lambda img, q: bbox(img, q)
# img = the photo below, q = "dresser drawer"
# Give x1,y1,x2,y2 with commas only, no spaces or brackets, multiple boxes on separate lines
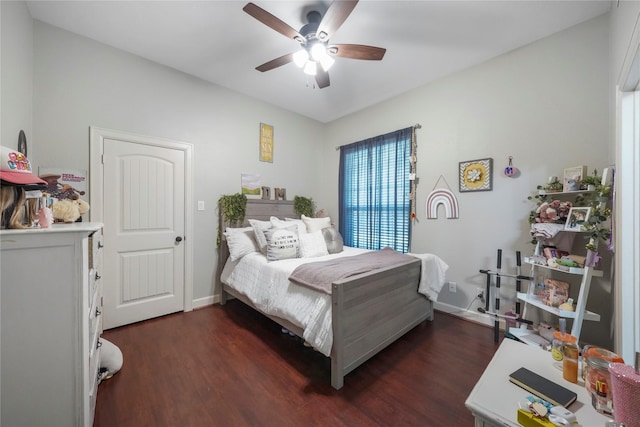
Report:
89,343,102,422
88,268,102,307
88,230,103,270
89,290,102,353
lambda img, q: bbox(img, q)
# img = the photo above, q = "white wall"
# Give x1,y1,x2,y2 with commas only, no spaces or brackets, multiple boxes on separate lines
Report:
31,21,325,302
1,1,33,156
322,15,612,346
609,0,640,366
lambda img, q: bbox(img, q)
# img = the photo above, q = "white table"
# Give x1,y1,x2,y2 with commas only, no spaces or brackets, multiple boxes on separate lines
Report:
465,339,612,427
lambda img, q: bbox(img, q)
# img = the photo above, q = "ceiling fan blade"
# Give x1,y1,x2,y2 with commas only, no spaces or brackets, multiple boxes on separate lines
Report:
316,0,359,41
243,2,304,42
315,69,330,88
329,44,386,61
256,53,294,72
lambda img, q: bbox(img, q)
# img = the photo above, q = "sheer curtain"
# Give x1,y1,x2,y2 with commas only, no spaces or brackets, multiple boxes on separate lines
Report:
338,127,412,252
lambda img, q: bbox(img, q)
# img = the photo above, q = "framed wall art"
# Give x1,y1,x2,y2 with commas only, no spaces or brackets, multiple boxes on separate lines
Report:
459,158,493,192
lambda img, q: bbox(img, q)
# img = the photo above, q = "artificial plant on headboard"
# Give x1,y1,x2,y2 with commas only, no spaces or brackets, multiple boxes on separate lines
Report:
217,193,247,246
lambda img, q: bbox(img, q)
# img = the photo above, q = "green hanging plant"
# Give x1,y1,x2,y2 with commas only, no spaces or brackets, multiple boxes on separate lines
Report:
293,196,314,218
217,193,247,246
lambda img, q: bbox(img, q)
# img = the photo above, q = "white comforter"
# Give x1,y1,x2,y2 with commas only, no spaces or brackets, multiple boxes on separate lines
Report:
221,247,448,357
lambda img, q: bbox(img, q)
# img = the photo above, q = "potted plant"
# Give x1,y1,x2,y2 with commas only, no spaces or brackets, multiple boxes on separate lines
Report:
579,169,601,191
544,176,563,193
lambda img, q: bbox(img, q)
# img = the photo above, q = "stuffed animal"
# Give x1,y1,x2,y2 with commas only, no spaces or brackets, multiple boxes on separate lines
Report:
52,198,90,223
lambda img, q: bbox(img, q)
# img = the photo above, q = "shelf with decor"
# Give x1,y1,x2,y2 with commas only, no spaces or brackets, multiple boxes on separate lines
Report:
514,167,611,347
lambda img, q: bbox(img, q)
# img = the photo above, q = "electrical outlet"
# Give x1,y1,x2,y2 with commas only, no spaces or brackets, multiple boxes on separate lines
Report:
476,287,485,300
448,281,457,293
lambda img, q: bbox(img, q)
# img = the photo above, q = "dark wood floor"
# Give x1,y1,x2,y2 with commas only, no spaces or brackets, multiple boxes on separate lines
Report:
94,301,502,426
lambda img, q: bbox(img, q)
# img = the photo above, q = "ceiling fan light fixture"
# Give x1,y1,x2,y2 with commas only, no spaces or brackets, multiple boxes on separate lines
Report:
319,55,335,72
293,50,309,68
303,60,317,76
310,43,326,61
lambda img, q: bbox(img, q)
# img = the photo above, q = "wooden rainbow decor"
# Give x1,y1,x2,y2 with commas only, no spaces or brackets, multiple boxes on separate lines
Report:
426,188,459,219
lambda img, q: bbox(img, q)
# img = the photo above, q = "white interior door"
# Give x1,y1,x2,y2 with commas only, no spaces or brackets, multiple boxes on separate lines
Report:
102,138,186,329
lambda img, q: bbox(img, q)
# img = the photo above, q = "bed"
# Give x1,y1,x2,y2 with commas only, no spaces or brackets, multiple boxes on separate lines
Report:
216,199,447,389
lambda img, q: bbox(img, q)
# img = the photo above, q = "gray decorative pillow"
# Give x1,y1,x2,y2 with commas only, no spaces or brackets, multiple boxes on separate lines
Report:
263,225,300,261
322,227,344,254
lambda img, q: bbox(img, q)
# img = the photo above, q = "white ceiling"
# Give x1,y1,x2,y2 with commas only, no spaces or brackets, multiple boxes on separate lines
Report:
26,0,611,123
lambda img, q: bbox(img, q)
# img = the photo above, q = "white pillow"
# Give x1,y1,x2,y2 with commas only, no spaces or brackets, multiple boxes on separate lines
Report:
301,214,331,233
299,230,329,258
263,225,299,261
283,217,308,235
248,219,272,254
224,227,259,261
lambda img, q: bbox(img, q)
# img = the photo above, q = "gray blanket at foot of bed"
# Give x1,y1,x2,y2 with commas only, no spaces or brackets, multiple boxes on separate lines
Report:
288,247,416,294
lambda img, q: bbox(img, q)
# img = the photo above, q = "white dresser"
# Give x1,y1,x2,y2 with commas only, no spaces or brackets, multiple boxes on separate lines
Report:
1,223,104,427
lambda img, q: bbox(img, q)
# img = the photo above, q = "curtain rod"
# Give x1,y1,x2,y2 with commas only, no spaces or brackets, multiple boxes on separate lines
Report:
334,123,421,151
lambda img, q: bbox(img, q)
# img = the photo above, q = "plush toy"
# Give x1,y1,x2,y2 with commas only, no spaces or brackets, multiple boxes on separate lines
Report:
98,338,123,383
52,198,90,223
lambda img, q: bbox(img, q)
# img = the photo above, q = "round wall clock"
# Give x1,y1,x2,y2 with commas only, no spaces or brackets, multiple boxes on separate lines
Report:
459,158,493,192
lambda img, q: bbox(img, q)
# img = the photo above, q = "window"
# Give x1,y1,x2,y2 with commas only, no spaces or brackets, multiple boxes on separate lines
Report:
338,127,412,252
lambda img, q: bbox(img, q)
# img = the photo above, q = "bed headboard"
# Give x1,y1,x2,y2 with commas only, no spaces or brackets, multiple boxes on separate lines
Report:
216,198,296,296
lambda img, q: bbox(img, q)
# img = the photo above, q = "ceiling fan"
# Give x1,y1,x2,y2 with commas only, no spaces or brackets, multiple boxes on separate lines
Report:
243,0,386,88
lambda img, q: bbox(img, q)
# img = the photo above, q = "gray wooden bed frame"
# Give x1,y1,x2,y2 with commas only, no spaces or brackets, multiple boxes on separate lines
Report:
216,199,433,389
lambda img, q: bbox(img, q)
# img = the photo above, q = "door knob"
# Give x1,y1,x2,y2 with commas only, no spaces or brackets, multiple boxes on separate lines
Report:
175,236,183,243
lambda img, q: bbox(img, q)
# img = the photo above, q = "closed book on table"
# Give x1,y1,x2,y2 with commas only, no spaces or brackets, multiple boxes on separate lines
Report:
509,367,577,408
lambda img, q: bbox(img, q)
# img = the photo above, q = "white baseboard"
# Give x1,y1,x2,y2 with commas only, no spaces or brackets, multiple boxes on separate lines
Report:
434,301,506,330
192,295,217,309
191,296,505,331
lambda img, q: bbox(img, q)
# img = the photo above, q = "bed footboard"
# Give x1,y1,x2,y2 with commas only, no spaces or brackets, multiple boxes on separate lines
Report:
330,257,430,389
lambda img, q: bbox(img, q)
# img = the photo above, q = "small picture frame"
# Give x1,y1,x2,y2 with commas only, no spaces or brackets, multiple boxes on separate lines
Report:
565,207,591,231
459,158,493,192
563,165,587,192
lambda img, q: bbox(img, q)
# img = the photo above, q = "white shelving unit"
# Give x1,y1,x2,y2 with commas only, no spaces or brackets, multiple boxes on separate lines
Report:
514,181,610,347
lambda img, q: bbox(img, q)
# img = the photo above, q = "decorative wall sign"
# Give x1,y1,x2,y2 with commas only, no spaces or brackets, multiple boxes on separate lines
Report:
38,167,87,200
459,158,493,192
426,188,459,219
259,123,274,163
504,156,519,177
